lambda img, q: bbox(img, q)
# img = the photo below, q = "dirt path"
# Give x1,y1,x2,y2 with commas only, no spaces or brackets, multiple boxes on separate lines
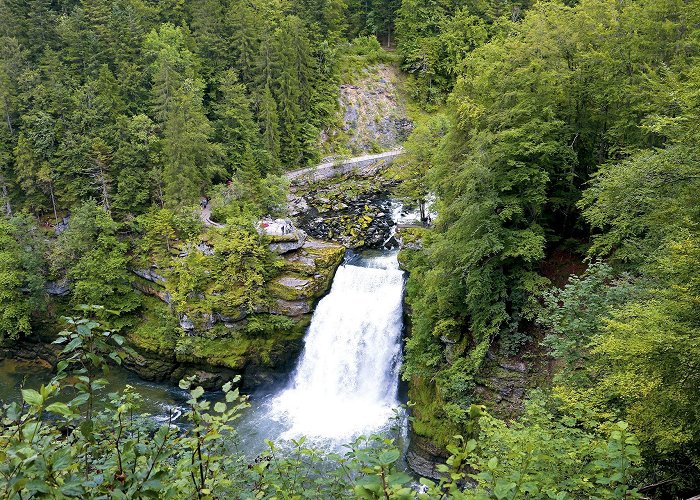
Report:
200,203,223,228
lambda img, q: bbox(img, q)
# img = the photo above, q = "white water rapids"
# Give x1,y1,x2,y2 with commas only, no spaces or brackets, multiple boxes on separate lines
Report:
268,251,405,442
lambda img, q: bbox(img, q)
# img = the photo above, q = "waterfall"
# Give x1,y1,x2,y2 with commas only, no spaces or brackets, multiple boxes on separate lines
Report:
270,252,405,441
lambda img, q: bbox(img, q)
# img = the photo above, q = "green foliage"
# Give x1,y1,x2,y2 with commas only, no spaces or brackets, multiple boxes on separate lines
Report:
539,263,638,377
547,236,700,464
396,0,492,103
420,396,642,499
145,24,223,208
338,36,398,81
402,0,700,455
0,214,46,340
135,206,202,265
166,220,279,324
390,113,448,221
581,144,700,265
52,201,141,326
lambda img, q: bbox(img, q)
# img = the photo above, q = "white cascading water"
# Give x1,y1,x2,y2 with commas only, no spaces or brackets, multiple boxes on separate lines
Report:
270,252,405,441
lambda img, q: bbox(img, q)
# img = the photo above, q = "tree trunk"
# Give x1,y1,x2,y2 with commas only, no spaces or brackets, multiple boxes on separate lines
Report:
49,181,58,225
0,174,11,216
3,96,13,135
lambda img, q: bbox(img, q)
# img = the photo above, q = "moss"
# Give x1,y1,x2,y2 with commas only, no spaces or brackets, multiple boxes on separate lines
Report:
408,376,461,448
280,257,316,274
173,314,310,369
268,274,311,301
303,243,345,270
176,335,252,369
397,227,429,246
126,296,179,356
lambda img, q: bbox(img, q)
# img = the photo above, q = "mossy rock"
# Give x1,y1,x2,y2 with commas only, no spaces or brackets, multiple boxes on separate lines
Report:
174,314,311,369
280,255,317,274
126,297,179,356
302,240,345,270
175,335,252,369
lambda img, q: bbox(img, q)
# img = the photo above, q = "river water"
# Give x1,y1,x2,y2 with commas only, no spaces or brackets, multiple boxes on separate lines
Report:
0,249,408,457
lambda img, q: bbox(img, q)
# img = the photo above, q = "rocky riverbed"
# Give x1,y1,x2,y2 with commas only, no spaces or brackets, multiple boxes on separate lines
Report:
288,173,400,249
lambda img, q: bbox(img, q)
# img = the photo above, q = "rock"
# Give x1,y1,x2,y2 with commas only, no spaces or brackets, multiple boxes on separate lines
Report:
0,340,60,367
54,216,70,235
121,347,177,381
257,217,294,237
406,434,450,480
196,242,215,256
269,231,307,254
46,280,70,296
130,267,166,284
216,311,247,325
180,315,195,332
272,299,312,316
287,194,309,216
258,217,307,254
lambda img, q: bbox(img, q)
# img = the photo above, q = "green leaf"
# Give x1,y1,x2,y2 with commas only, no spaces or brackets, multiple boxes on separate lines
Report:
46,402,74,417
22,388,43,407
61,481,85,497
214,402,226,413
79,419,94,440
52,450,73,471
387,472,412,485
379,449,401,465
493,479,517,499
191,386,204,399
63,336,83,353
25,480,50,493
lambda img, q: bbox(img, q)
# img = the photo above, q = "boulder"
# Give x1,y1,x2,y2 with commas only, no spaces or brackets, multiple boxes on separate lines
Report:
258,217,307,254
272,298,312,316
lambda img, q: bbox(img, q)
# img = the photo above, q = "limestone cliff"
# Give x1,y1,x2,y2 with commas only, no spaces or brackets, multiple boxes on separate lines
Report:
126,229,344,389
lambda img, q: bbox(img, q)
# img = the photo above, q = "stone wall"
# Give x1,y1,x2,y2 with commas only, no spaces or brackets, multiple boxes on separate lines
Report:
286,150,403,187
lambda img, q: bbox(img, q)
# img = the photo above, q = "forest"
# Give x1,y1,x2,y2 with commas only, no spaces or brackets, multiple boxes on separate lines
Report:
1,0,699,498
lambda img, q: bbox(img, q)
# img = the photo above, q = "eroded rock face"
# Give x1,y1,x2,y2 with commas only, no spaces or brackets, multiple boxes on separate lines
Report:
322,64,413,155
406,434,450,480
126,237,344,390
46,280,70,296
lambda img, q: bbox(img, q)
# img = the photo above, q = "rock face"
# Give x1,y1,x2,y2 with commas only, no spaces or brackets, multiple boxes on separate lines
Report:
126,236,345,390
406,434,450,480
46,280,71,296
321,64,413,156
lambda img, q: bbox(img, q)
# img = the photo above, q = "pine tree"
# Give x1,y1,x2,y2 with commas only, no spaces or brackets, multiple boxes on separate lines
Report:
257,84,281,172
211,70,259,176
161,78,222,207
52,200,141,325
0,216,46,340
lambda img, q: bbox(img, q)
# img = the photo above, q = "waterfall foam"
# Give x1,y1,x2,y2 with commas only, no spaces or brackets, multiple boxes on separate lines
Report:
269,252,405,441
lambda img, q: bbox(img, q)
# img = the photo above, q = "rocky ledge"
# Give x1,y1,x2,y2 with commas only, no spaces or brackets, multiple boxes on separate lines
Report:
126,233,345,389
